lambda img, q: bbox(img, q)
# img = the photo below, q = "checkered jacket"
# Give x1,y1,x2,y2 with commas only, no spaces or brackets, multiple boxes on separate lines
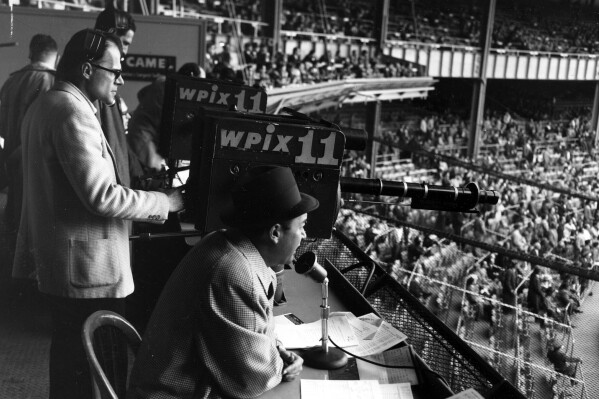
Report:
127,229,284,399
13,81,170,298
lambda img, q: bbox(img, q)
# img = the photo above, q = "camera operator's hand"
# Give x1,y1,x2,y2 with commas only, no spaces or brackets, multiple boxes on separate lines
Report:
165,188,184,213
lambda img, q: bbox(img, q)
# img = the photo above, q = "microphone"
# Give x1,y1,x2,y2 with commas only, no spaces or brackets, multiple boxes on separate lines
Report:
293,251,348,369
295,251,327,283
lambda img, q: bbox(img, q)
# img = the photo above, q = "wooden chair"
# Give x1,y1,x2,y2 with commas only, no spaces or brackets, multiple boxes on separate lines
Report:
82,310,142,399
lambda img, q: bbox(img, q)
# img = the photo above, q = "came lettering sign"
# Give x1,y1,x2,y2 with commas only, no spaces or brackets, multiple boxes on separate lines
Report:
122,54,176,81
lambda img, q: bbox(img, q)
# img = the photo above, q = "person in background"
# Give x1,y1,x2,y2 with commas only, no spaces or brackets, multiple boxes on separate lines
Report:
12,29,184,399
465,275,484,320
127,165,311,398
527,266,546,323
556,280,582,315
124,63,205,332
94,6,137,187
0,34,57,231
502,260,518,312
127,62,205,187
547,338,582,384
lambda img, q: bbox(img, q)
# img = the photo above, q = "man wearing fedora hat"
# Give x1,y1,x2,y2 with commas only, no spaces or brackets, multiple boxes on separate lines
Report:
128,165,318,398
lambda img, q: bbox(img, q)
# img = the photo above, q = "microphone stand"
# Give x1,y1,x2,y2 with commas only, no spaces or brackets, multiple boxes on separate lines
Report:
300,277,348,369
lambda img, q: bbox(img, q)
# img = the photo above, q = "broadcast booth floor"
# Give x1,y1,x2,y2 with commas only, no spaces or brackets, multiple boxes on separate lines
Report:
2,189,599,398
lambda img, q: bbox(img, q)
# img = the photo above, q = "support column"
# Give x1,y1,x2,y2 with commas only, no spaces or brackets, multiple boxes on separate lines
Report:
366,101,382,178
198,21,207,71
592,82,599,147
468,0,496,160
261,0,283,56
373,0,390,49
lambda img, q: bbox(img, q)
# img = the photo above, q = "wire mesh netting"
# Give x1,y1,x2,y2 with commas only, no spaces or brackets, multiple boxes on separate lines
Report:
298,228,589,399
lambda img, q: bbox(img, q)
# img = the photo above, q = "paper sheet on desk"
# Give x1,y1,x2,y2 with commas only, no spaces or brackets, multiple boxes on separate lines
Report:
380,383,414,399
275,314,358,349
356,346,419,386
301,380,382,399
350,320,408,357
300,380,413,399
358,312,384,340
331,312,379,341
446,388,484,399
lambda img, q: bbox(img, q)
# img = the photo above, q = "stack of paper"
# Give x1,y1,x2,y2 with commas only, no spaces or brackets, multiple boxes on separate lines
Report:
300,380,413,399
331,312,408,357
274,312,407,355
356,346,419,386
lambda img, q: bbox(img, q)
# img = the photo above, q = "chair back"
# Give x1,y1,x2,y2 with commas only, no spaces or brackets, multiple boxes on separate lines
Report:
82,310,142,399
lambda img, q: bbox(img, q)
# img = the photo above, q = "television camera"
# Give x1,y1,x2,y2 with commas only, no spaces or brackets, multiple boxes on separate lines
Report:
154,74,499,239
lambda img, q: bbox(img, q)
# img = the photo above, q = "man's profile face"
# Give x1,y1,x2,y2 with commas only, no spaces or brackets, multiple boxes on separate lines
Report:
275,213,308,265
88,42,123,105
119,29,135,55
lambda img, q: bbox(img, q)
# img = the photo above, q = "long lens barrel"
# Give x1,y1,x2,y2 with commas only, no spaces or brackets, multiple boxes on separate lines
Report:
340,177,499,211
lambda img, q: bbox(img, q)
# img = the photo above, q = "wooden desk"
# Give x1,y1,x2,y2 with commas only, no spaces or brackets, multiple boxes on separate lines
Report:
259,265,453,399
259,268,350,399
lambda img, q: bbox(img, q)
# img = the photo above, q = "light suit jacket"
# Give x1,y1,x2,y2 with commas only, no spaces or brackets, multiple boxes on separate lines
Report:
13,81,170,299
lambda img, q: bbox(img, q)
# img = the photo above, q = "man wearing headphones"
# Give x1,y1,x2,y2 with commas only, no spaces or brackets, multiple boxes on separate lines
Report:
13,29,183,399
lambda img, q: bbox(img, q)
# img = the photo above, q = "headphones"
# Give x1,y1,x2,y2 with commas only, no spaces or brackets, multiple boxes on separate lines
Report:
83,29,109,61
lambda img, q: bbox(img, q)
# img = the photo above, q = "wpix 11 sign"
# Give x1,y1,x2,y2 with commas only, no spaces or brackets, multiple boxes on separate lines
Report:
122,54,176,81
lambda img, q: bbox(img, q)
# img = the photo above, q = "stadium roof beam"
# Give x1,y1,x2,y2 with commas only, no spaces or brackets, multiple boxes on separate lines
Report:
266,76,436,114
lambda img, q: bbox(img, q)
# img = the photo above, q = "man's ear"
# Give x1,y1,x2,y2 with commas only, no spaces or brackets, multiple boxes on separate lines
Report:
270,223,282,244
82,62,93,80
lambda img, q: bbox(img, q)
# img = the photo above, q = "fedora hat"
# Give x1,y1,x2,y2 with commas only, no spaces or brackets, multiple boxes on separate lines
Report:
220,165,319,227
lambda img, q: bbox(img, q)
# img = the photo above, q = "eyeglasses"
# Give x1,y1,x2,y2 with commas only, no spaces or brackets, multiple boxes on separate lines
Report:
90,63,122,81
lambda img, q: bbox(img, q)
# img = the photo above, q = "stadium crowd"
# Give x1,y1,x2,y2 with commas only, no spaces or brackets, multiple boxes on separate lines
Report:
204,41,420,89
8,0,599,54
335,100,597,329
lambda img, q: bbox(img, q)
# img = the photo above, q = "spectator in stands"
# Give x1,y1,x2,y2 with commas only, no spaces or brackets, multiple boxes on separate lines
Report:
510,222,528,252
502,260,518,312
243,42,257,65
256,44,271,69
409,274,432,304
527,266,547,320
205,41,218,76
547,338,582,383
556,281,582,315
407,235,425,270
338,213,358,244
287,47,301,68
364,218,378,248
211,50,240,82
465,275,484,320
